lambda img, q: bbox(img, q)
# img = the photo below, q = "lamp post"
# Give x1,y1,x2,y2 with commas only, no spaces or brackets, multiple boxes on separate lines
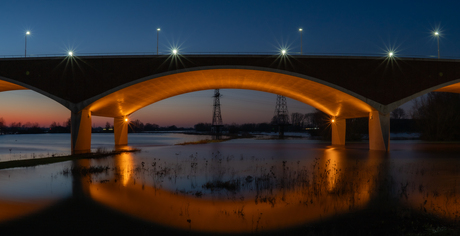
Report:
157,28,160,55
434,31,440,59
25,31,30,57
299,28,303,55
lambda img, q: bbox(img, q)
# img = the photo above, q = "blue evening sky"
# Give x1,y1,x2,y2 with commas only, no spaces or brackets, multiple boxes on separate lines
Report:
1,0,459,127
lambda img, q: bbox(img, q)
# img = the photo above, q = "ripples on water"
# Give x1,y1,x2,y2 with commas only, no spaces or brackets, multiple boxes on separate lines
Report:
0,134,460,234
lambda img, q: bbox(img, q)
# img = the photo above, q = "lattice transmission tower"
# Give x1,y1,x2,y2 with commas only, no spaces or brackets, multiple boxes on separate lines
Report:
212,89,223,135
273,95,290,138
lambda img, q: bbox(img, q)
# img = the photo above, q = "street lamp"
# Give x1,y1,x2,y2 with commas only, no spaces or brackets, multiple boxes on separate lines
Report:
299,28,303,55
157,28,160,55
172,49,178,55
388,52,394,57
281,49,286,55
68,51,73,56
434,31,440,59
25,31,30,57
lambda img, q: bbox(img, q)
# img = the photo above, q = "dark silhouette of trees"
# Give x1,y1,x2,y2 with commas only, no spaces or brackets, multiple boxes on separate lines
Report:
0,117,4,134
291,112,305,131
391,107,406,119
49,121,69,133
412,92,460,140
129,119,144,133
194,123,212,132
144,123,159,131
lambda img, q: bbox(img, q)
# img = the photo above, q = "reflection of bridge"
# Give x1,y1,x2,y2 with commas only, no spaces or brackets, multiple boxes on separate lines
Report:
1,55,459,152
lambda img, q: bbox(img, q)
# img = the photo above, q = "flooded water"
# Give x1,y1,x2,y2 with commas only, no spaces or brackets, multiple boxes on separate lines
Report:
0,132,212,161
0,133,460,234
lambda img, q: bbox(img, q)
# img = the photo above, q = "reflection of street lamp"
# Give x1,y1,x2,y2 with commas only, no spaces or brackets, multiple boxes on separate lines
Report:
157,28,160,55
299,28,303,55
25,31,30,57
434,31,440,59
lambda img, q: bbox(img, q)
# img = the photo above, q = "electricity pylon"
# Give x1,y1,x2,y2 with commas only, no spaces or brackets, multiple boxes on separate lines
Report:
273,95,290,138
212,89,223,136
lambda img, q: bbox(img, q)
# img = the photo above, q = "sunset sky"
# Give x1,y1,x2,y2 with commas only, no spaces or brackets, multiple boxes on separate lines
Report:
1,0,460,127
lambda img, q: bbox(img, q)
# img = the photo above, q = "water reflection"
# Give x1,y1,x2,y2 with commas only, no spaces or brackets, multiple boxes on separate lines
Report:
0,161,72,223
73,145,386,233
1,140,460,234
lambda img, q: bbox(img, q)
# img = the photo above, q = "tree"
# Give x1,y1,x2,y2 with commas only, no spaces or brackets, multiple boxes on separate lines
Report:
105,122,111,130
0,117,5,134
291,112,305,131
64,118,71,130
391,107,406,119
129,119,144,132
194,123,212,132
144,123,159,131
412,92,460,140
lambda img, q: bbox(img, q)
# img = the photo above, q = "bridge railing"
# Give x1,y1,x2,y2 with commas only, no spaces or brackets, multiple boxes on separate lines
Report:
0,52,459,60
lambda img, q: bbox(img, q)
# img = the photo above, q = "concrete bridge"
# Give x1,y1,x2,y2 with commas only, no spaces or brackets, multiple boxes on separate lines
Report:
1,55,459,153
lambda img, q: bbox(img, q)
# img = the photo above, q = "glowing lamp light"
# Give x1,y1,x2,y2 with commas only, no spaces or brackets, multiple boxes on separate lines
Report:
26,31,30,35
299,28,303,32
68,51,73,56
388,52,394,57
124,118,128,122
157,28,160,31
435,31,439,36
281,49,286,55
331,119,335,123
172,49,178,55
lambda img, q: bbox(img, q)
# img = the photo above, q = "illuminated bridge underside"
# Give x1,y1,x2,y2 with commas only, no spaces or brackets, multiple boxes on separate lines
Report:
0,80,26,92
87,69,374,119
434,82,460,93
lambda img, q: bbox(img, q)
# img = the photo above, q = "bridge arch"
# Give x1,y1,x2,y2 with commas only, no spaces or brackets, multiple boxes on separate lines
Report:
385,79,460,112
81,66,377,118
0,76,72,109
70,66,389,153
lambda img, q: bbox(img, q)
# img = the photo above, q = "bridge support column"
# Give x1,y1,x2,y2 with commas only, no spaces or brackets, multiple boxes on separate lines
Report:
369,111,390,151
114,116,128,146
331,117,346,146
71,109,92,154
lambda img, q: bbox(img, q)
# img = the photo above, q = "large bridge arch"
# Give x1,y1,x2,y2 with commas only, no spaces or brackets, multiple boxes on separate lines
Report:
70,66,385,153
81,66,378,118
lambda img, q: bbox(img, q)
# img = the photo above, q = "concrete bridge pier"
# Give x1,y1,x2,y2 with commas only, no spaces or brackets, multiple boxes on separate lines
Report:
369,111,390,151
71,109,92,154
331,117,346,146
114,116,128,146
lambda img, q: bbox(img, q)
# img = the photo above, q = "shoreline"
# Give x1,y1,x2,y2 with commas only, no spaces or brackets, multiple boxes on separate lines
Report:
0,149,140,170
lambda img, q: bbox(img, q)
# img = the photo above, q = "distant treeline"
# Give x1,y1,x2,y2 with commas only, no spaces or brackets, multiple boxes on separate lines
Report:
0,119,72,134
1,93,459,141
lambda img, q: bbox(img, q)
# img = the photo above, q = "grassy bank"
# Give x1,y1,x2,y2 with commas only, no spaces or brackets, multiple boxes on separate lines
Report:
175,134,255,145
175,138,232,145
0,148,140,170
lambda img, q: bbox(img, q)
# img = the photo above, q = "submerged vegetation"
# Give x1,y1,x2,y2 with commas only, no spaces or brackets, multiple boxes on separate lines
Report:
55,148,460,235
